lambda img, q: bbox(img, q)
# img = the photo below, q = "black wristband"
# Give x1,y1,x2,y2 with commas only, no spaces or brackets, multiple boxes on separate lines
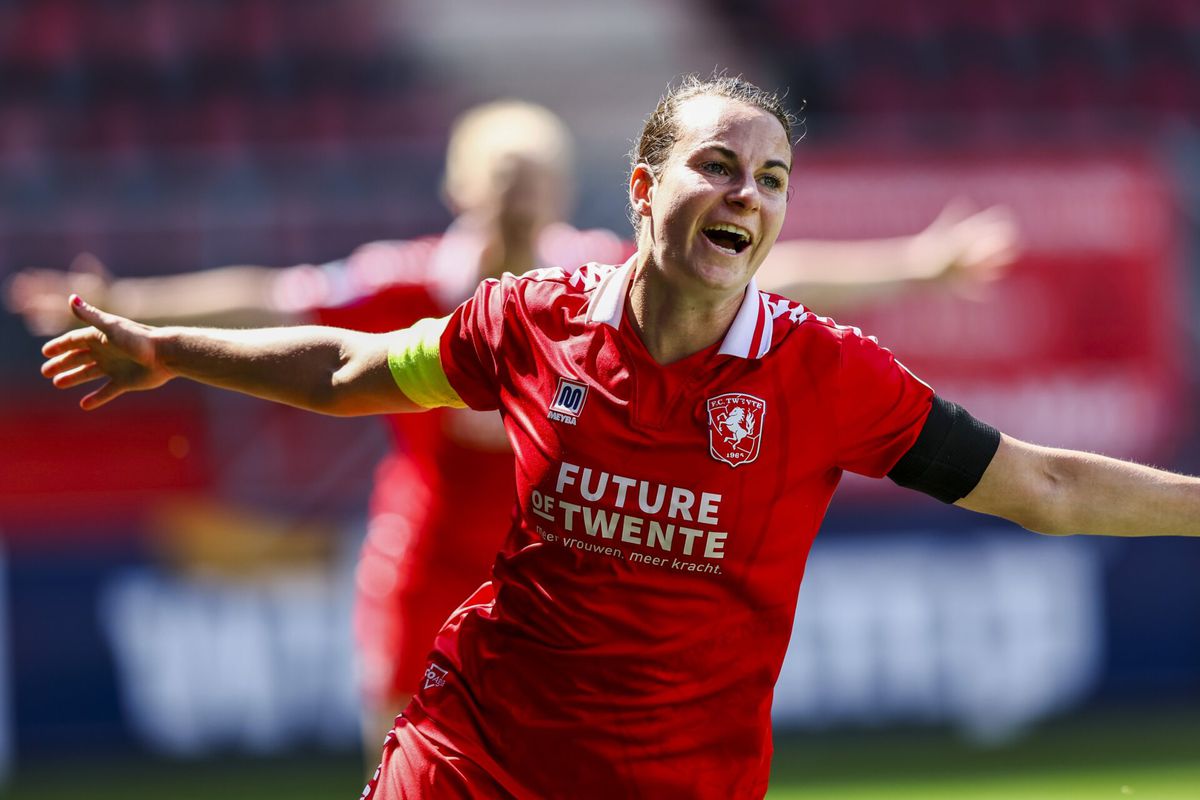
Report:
887,396,1001,503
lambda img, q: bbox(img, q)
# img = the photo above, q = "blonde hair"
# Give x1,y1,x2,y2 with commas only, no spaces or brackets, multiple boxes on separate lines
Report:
443,100,574,211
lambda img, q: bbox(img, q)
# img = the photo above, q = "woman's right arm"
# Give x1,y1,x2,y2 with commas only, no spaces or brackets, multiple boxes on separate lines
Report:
40,295,454,415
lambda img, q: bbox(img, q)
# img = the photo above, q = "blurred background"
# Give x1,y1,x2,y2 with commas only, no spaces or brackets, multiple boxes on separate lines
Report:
2,0,1200,797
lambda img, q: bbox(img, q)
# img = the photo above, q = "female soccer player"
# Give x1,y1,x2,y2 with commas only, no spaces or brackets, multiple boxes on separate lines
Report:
41,75,1186,799
9,97,1015,763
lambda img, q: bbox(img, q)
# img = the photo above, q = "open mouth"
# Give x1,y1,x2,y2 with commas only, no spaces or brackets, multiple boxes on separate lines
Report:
702,223,752,255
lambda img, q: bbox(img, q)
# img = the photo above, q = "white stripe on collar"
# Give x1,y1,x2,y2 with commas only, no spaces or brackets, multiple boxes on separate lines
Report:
716,277,771,359
584,256,637,328
585,257,771,360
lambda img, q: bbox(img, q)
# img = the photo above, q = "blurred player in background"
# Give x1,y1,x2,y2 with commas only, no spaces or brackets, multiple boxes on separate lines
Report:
9,99,1016,760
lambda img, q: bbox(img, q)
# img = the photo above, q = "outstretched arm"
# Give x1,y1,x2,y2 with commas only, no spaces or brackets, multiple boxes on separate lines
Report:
756,203,1019,313
7,254,315,335
957,435,1200,537
40,296,433,415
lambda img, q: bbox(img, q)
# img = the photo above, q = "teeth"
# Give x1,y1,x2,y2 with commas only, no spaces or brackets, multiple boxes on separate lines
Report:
703,223,751,243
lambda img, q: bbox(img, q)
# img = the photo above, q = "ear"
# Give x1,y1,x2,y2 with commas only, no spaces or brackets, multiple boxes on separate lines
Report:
629,164,655,220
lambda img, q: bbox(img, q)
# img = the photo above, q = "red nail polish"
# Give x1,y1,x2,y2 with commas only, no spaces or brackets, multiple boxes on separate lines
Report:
70,295,83,308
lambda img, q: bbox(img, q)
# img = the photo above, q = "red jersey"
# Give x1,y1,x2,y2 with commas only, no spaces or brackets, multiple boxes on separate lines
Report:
304,221,631,459
407,259,935,798
298,222,631,700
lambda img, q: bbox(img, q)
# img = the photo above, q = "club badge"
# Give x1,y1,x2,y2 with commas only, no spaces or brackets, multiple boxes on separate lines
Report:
707,393,766,467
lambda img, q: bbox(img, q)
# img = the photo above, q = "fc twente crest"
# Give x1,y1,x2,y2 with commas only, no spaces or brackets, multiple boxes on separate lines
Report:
707,393,766,467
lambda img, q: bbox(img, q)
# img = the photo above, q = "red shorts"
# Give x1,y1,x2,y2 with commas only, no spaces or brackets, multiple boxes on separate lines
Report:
360,716,512,800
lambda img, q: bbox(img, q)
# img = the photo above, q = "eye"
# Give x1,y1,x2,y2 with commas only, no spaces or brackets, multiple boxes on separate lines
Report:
758,173,784,191
700,161,729,177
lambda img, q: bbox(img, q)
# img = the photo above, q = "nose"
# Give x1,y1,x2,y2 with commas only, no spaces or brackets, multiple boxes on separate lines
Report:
726,173,760,212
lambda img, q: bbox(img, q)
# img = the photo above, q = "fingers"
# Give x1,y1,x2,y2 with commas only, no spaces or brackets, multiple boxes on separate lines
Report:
42,325,103,358
958,205,1019,243
6,268,69,306
69,294,102,325
39,339,125,408
68,294,131,337
51,362,107,390
6,270,80,335
39,294,152,410
41,347,95,380
932,196,976,228
2,273,24,313
81,381,125,411
939,203,1017,242
943,204,1021,278
9,295,74,337
6,259,109,329
67,295,155,362
973,233,1019,270
4,270,53,317
965,221,1020,274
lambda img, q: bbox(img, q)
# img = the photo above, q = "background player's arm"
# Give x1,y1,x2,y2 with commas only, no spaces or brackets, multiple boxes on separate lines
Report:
755,203,1017,312
956,434,1200,536
40,296,433,415
98,264,299,328
7,253,310,334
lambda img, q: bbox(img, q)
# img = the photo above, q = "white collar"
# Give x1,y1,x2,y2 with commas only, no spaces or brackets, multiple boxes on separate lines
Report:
584,257,772,360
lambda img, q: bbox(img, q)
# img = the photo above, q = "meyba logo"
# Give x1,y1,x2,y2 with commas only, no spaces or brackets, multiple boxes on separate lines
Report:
707,392,766,467
423,663,448,690
548,377,588,426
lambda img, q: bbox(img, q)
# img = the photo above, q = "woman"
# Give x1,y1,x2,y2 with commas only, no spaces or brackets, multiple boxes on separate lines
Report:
9,96,1014,763
41,75,1199,799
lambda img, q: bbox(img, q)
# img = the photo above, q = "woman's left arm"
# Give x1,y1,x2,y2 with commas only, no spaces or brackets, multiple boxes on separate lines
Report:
956,435,1200,536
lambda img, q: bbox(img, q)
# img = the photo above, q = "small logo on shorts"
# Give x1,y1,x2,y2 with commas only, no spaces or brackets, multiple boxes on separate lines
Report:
548,377,588,426
423,663,448,690
707,392,766,467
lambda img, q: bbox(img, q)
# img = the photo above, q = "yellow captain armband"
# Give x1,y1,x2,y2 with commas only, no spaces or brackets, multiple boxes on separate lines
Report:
386,316,467,409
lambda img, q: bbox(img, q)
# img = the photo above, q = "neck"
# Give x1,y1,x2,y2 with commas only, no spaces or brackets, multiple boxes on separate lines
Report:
481,233,539,279
628,252,747,365
459,213,542,280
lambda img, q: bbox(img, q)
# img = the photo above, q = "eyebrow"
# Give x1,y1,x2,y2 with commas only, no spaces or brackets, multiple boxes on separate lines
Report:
706,145,792,174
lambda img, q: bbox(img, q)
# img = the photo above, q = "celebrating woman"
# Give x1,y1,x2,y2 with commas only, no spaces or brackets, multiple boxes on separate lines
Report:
41,75,1200,799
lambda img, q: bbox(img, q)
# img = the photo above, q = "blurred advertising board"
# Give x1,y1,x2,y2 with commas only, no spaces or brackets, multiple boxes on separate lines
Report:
772,521,1105,739
784,150,1186,465
4,516,361,758
0,543,11,782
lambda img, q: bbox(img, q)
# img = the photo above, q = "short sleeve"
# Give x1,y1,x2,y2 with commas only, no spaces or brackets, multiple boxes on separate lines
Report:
273,239,436,317
438,277,508,411
314,283,440,333
834,330,935,477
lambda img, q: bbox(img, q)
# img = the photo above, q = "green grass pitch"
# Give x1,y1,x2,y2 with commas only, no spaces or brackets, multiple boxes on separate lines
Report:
5,707,1199,799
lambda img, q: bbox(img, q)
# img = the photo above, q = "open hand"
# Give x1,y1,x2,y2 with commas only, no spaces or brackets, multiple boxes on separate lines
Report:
915,201,1021,295
41,295,172,410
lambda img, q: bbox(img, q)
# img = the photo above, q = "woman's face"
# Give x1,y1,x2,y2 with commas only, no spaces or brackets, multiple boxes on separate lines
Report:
633,95,792,296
